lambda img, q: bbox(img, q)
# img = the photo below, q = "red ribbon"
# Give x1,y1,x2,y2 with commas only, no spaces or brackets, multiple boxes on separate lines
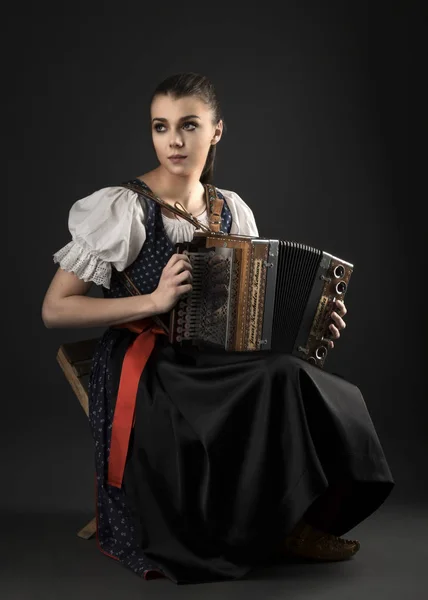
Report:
107,318,166,488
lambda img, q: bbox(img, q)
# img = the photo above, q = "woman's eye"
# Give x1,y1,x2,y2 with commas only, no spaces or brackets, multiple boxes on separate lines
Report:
183,121,198,130
153,121,198,133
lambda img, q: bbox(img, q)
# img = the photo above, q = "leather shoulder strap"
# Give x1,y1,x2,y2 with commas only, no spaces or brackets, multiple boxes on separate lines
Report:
205,184,224,233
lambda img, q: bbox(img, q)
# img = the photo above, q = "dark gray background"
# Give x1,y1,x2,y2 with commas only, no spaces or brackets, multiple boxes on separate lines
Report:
4,0,422,530
5,3,427,598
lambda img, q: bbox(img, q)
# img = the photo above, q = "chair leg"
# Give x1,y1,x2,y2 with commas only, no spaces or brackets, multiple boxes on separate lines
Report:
77,516,97,540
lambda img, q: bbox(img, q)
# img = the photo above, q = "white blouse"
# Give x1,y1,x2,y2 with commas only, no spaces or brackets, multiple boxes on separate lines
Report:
53,185,259,289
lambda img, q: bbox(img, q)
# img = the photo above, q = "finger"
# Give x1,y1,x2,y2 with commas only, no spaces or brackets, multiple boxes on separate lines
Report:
170,253,191,266
173,252,190,261
177,283,192,296
335,299,347,317
329,323,340,339
327,339,335,349
331,311,346,330
171,259,193,276
175,270,193,285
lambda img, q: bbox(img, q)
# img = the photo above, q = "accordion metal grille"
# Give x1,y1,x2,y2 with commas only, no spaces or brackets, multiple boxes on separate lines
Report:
178,251,233,346
200,254,232,346
272,242,321,351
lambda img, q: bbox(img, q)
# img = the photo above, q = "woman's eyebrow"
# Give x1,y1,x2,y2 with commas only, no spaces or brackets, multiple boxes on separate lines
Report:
151,114,201,122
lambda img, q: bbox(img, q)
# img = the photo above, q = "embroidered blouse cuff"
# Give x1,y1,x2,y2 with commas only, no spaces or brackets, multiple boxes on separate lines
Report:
53,240,112,289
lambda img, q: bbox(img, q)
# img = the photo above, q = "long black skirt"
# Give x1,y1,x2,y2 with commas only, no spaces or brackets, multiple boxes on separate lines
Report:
89,328,394,585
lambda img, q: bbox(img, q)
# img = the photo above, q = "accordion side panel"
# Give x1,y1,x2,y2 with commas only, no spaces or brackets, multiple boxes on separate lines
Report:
232,240,253,351
245,242,269,350
200,234,255,351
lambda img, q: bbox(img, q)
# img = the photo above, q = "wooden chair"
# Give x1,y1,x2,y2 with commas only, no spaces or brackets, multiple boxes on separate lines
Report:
56,337,100,540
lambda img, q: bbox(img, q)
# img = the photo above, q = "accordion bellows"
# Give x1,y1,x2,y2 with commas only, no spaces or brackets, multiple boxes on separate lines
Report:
169,232,353,368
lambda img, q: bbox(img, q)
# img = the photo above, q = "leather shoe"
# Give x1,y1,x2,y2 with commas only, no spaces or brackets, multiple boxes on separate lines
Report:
281,519,360,562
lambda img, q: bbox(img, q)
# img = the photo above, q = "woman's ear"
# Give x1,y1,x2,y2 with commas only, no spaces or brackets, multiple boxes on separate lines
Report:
211,119,223,145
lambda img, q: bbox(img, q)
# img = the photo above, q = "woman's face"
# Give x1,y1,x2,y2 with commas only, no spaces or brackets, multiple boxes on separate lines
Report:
150,94,222,178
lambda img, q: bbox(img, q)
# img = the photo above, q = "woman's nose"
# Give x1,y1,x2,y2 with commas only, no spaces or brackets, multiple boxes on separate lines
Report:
170,133,184,147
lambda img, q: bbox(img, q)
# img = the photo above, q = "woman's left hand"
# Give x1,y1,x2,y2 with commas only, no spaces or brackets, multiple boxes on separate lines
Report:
327,299,347,350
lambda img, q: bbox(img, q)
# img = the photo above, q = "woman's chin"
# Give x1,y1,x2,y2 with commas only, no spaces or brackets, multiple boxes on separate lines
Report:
164,162,193,176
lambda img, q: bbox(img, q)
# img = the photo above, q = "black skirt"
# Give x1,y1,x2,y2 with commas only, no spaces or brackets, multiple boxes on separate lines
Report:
90,329,394,585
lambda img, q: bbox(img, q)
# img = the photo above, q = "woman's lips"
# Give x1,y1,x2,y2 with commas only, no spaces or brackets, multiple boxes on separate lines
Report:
169,156,187,163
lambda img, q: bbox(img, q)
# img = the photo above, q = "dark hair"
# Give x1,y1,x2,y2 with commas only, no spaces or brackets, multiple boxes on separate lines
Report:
150,72,225,184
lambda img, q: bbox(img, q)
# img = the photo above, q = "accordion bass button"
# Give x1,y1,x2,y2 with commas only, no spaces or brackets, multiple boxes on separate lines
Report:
336,281,347,294
315,346,328,360
334,264,345,278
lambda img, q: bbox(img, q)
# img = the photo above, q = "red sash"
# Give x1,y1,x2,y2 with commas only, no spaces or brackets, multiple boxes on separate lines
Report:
107,318,166,488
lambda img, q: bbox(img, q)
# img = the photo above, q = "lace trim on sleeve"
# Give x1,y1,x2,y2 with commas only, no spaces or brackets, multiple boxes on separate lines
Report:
53,241,112,289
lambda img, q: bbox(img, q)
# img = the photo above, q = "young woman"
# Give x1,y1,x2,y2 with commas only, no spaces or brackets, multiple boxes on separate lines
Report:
42,72,394,585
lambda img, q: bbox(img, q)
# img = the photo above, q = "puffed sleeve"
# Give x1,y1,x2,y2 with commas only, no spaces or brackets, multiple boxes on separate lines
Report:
52,186,146,289
217,188,259,237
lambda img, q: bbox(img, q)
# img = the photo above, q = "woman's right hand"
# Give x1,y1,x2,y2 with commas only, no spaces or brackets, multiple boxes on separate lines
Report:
150,253,193,314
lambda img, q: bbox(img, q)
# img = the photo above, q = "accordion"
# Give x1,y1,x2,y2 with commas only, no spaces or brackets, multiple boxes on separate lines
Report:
168,232,353,368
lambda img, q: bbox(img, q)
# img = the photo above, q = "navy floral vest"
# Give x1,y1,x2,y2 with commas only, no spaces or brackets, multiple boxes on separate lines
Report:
103,179,233,299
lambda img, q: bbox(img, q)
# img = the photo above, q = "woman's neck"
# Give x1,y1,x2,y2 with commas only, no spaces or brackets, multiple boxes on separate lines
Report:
139,167,204,207
137,167,207,215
